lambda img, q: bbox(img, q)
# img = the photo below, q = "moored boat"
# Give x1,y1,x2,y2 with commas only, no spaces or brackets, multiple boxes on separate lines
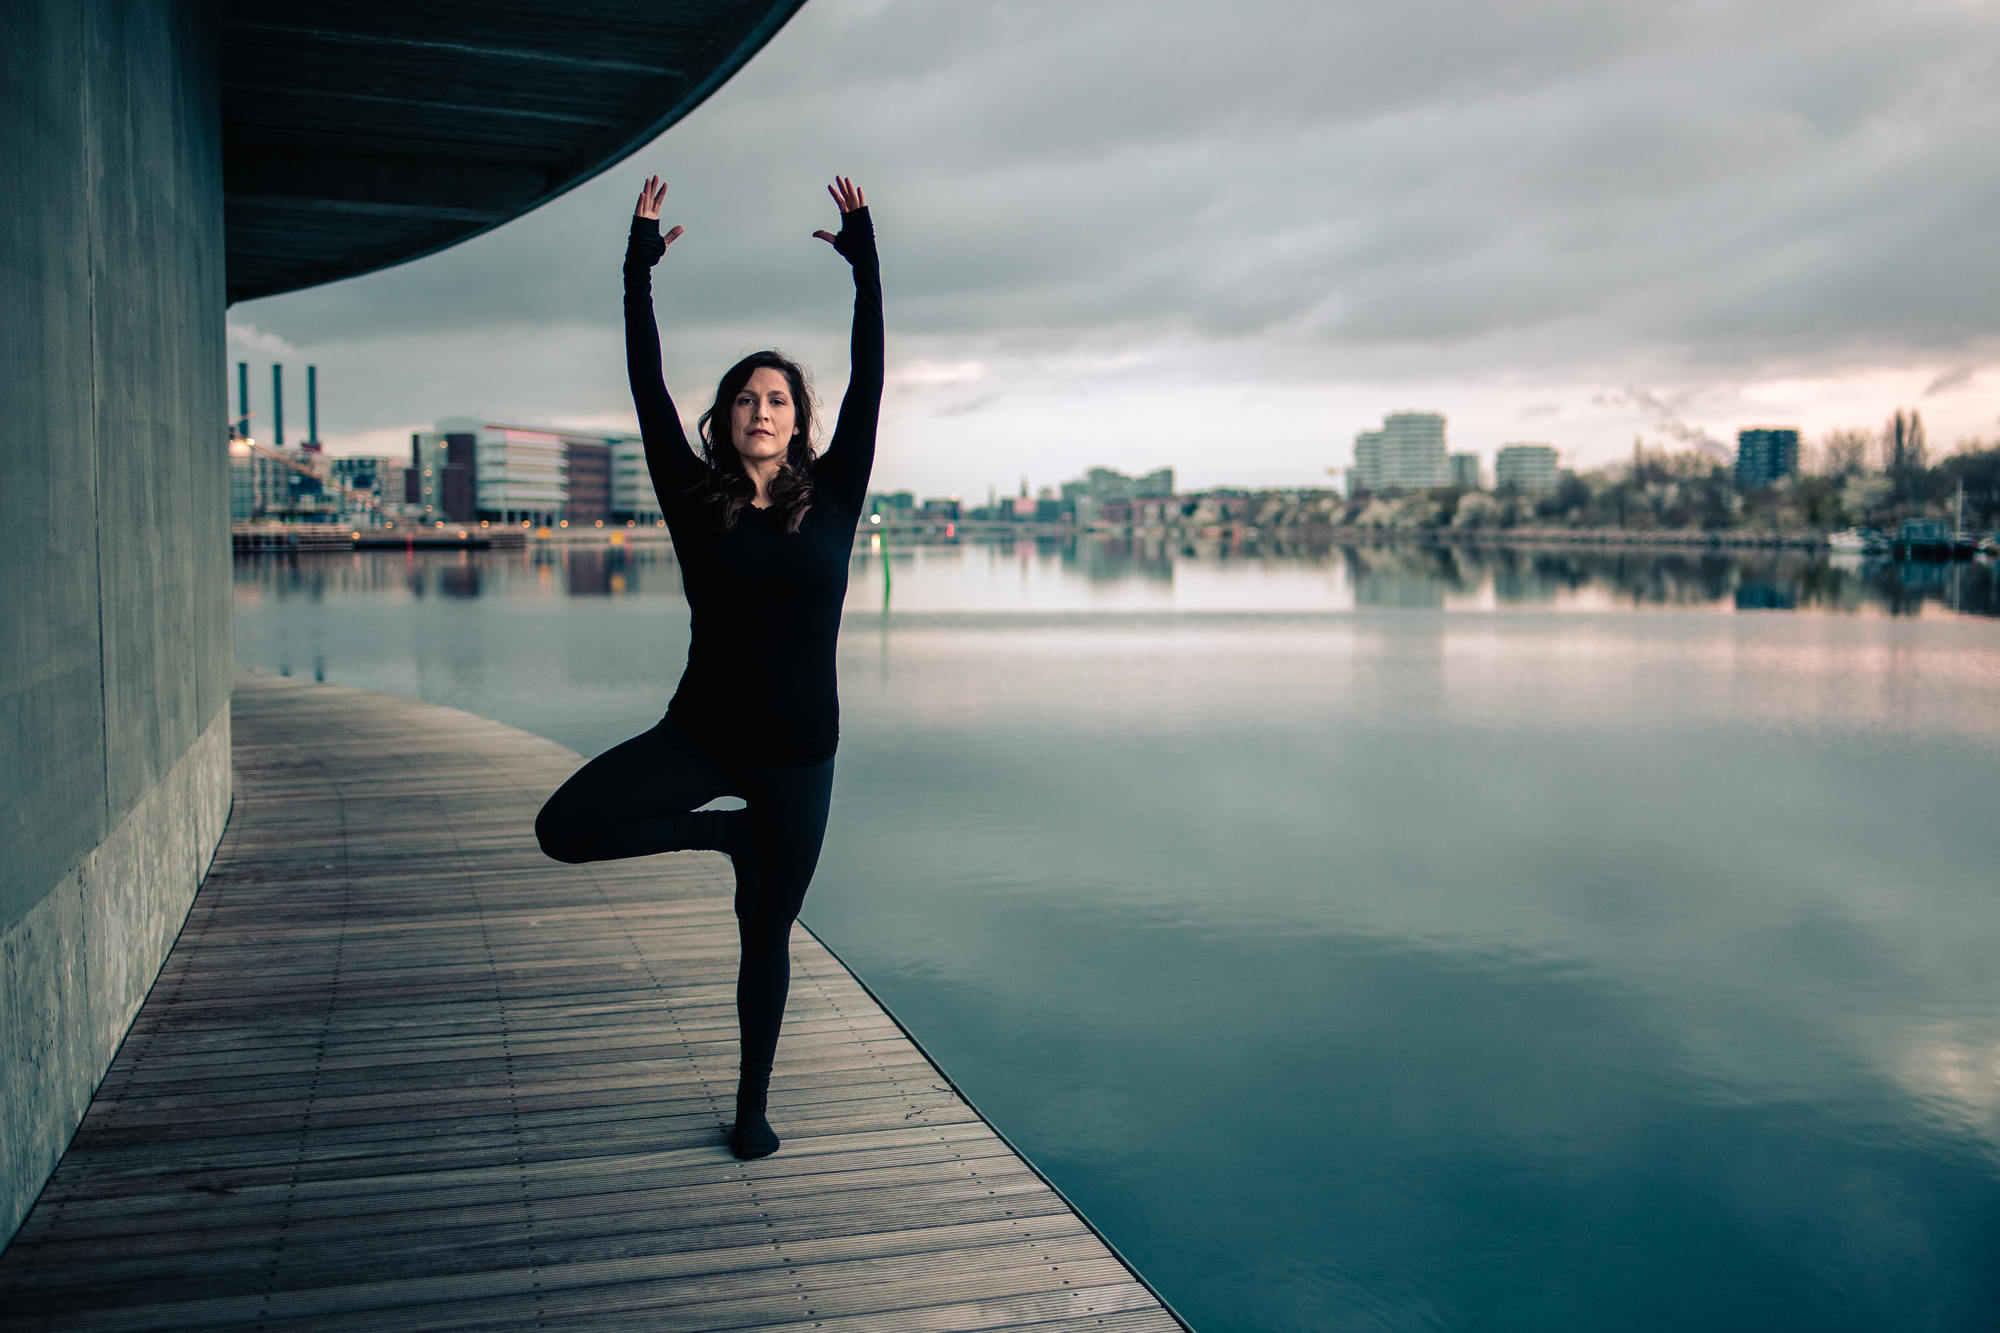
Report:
1826,527,1887,555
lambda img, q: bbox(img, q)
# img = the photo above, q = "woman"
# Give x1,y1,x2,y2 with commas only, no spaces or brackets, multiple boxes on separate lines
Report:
535,173,882,1160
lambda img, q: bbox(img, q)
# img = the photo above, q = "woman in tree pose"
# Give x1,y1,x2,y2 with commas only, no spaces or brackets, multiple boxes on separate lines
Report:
535,173,881,1160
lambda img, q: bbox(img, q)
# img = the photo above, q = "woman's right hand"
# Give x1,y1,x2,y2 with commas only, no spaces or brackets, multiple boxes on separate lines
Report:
633,175,684,246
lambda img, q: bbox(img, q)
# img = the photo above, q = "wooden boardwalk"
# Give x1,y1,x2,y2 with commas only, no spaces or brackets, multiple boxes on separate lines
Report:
0,672,1184,1332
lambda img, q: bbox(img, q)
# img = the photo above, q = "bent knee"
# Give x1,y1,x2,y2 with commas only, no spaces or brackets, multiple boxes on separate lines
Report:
535,806,589,864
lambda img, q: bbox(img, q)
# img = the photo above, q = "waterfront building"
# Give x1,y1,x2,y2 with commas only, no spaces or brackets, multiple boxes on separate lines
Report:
1735,427,1800,490
227,438,291,521
423,418,650,525
564,439,611,524
1450,452,1482,490
1074,465,1176,503
432,418,562,524
610,439,662,523
1084,467,1130,501
328,455,408,520
1353,412,1449,492
1495,443,1560,493
407,430,458,520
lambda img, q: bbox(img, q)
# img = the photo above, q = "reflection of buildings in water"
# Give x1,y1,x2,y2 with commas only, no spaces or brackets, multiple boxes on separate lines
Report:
1733,580,1798,611
1340,545,1447,609
1075,535,1174,585
1477,546,1748,607
1452,546,1552,605
1872,558,1965,618
233,544,679,603
563,546,631,597
1941,560,2000,617
1419,544,1475,594
1733,556,1803,612
279,562,332,603
440,561,482,599
1669,554,1735,605
231,541,1998,620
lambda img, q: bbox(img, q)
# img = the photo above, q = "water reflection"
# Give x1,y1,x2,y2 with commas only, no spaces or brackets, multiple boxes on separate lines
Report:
235,538,1999,619
236,542,685,604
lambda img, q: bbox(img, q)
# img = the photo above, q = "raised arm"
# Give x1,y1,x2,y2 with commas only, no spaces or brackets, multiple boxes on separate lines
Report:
624,175,705,508
811,177,884,515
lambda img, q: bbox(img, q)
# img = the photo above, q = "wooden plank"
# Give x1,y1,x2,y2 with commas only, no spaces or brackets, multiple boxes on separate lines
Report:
0,672,1184,1331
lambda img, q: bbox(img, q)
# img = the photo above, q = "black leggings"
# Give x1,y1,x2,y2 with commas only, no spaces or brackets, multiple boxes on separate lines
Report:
534,717,835,1108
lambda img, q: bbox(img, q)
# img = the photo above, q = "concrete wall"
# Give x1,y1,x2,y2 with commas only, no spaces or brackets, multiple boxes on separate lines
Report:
0,0,230,1244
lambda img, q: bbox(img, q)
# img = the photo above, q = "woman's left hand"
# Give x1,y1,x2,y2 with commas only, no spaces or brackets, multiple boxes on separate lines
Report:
812,176,868,248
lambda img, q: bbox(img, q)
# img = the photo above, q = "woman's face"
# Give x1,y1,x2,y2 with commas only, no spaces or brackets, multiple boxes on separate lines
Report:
730,367,797,465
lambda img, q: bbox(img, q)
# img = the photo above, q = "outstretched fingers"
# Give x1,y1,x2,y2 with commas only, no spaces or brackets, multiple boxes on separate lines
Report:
814,176,867,247
634,174,668,220
825,175,867,213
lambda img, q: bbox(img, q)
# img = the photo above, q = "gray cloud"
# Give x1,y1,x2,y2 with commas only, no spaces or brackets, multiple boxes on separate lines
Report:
1925,364,1980,396
236,0,2000,450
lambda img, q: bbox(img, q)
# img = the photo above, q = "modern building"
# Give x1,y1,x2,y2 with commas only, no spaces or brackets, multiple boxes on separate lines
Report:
1735,427,1801,490
1495,443,1560,493
1450,452,1482,490
1076,465,1175,503
417,419,645,525
407,430,479,522
564,439,611,524
6,0,805,1245
610,439,662,523
1353,412,1449,492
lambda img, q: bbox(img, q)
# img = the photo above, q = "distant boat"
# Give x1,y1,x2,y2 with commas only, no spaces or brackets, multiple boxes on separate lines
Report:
1827,527,1886,555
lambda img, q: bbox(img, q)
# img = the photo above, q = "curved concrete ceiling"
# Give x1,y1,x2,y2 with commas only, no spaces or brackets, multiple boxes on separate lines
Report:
222,0,806,304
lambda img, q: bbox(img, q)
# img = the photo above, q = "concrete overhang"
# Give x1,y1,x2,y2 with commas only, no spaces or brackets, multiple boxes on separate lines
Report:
222,0,806,304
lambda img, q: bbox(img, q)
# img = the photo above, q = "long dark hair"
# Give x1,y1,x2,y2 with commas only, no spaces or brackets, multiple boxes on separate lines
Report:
695,350,817,533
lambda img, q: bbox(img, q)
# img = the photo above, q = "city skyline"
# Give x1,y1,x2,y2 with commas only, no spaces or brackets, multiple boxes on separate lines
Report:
228,0,2000,498
225,367,1926,508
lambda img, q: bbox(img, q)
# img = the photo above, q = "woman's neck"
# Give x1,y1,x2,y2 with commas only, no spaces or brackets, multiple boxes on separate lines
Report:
741,454,781,508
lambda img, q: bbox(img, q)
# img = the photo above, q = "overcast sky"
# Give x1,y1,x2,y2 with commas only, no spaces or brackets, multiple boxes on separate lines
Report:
230,0,2000,498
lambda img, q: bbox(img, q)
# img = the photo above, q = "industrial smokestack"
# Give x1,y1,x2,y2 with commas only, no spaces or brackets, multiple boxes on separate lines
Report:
237,362,249,438
307,365,319,452
272,363,284,446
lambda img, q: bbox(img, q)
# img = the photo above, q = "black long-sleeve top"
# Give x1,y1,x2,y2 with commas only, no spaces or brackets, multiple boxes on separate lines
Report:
623,208,883,766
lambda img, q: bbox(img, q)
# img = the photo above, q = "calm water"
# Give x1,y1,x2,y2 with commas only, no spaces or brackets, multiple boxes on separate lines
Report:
235,538,2000,1332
